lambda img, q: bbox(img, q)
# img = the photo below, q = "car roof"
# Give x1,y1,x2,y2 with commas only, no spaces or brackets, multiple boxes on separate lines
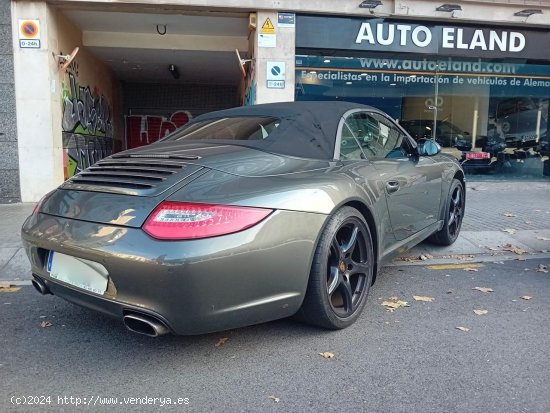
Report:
186,101,383,160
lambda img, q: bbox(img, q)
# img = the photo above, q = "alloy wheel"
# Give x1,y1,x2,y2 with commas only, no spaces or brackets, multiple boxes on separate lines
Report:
326,218,371,318
448,185,464,237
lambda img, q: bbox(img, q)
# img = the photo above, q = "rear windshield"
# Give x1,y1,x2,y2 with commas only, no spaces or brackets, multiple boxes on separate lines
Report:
163,116,280,141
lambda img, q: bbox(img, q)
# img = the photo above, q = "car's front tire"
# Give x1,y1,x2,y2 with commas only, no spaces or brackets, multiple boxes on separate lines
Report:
429,178,465,246
296,207,374,329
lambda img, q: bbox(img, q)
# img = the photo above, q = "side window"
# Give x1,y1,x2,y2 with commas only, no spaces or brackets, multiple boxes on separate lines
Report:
342,112,382,159
339,123,365,160
371,114,411,159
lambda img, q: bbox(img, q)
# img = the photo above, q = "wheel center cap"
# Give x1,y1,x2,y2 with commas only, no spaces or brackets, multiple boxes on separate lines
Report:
339,261,346,273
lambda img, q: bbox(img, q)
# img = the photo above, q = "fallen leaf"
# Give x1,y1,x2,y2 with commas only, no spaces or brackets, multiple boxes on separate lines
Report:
502,228,516,234
463,268,479,272
521,296,532,300
413,295,434,302
502,244,526,255
0,284,21,293
382,300,409,312
40,321,52,328
319,351,335,359
536,264,548,273
537,236,550,241
473,287,494,293
215,337,229,347
388,296,399,301
419,253,433,261
502,212,516,217
268,396,280,403
456,326,470,332
473,309,488,315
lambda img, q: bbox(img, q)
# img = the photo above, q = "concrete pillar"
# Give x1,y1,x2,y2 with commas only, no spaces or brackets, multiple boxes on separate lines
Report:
12,1,61,202
253,10,295,104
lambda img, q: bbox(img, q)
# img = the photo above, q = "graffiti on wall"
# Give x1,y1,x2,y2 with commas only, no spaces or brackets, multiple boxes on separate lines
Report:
125,111,192,149
61,61,114,179
62,72,113,138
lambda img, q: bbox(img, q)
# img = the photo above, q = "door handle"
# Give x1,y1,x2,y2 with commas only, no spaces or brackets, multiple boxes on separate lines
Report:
386,181,400,194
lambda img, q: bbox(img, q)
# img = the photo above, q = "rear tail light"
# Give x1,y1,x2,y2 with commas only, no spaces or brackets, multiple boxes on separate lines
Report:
142,201,273,240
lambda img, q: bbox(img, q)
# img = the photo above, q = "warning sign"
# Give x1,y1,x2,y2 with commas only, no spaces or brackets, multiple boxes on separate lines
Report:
19,19,41,49
260,17,275,34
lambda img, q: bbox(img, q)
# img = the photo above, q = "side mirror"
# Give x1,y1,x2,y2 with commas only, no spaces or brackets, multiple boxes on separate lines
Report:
417,139,441,156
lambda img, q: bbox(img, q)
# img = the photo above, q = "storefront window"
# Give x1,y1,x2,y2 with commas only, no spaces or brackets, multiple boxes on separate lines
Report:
295,54,550,179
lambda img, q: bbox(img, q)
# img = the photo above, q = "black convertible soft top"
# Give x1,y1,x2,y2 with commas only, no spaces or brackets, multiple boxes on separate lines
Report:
169,101,378,160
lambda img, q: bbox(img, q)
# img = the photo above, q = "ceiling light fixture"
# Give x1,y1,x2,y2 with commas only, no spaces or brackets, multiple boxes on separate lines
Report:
514,9,542,17
359,0,382,9
168,64,180,79
436,4,462,12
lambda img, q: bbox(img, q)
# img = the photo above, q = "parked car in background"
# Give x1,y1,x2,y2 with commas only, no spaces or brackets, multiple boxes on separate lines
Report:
400,119,506,170
22,102,465,337
494,97,548,149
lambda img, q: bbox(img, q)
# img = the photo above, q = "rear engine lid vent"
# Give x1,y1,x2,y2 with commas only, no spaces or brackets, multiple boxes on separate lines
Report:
61,155,203,196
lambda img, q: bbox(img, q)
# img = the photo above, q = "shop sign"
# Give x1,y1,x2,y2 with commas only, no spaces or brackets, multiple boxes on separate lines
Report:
278,13,295,28
296,15,550,60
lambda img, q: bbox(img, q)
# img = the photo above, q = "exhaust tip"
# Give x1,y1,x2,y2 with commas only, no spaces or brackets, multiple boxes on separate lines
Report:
123,313,169,337
32,276,51,295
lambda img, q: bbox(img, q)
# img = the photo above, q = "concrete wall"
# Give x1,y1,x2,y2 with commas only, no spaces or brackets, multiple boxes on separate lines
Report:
0,0,20,203
53,10,123,179
11,3,122,202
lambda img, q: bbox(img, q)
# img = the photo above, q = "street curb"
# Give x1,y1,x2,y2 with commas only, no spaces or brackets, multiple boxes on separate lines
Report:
388,251,550,267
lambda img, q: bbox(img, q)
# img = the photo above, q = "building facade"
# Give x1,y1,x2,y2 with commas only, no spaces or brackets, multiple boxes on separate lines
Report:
2,0,550,203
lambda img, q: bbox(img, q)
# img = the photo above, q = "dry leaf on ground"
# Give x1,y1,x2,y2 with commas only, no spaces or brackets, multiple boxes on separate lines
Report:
473,309,488,315
40,321,52,328
215,337,229,347
268,396,280,403
502,244,526,255
502,213,516,217
473,287,494,293
456,326,470,332
502,228,517,234
521,296,532,300
537,236,550,241
319,351,335,359
537,264,548,273
413,295,434,302
0,284,21,293
382,299,409,312
463,267,479,272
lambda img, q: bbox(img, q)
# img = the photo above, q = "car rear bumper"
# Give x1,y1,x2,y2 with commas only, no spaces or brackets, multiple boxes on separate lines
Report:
21,210,328,335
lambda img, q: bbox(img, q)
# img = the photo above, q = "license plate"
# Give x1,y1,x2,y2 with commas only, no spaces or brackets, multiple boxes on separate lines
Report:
465,152,490,160
46,251,108,295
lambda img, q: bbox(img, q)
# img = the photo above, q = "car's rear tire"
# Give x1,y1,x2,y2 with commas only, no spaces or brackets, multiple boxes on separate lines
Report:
428,178,465,246
296,207,374,329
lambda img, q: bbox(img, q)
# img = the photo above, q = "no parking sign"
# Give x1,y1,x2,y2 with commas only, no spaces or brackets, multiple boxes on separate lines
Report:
266,61,285,89
19,19,41,48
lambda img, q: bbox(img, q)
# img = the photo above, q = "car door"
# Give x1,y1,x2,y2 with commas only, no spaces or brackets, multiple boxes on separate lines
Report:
340,111,443,242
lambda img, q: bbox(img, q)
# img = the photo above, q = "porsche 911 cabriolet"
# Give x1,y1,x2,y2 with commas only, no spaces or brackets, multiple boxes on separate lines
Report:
22,101,465,336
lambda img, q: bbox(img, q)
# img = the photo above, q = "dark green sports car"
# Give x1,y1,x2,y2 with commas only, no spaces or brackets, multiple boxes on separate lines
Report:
21,102,465,336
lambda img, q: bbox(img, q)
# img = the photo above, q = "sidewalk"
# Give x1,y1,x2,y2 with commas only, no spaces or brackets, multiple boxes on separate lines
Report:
1,181,549,283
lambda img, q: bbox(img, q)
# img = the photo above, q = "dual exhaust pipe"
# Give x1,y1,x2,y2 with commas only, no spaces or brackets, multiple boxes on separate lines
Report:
32,275,169,337
32,275,51,295
123,312,169,337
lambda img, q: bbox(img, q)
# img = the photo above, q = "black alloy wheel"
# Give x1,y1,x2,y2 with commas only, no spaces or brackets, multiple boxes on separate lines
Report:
429,178,465,246
297,207,374,329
